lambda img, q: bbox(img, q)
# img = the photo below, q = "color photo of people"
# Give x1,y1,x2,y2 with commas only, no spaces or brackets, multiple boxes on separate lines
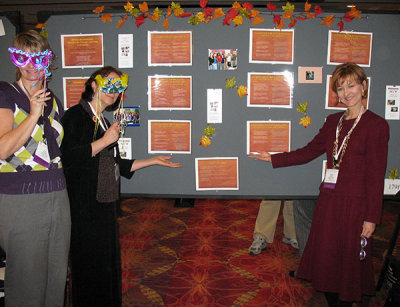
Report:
208,49,238,70
114,106,140,126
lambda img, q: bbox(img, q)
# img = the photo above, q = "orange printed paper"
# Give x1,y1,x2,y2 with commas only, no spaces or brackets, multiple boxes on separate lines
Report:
63,77,88,109
248,73,292,107
61,34,103,68
149,76,192,109
149,120,191,153
250,29,294,63
196,158,239,190
247,121,291,154
328,31,372,66
149,31,192,66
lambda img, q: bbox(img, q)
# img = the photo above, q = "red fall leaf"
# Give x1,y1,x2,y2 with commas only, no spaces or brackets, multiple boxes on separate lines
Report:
200,0,208,9
267,2,277,12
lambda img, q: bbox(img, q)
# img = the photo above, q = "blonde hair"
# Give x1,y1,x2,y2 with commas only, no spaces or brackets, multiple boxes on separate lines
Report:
12,30,53,80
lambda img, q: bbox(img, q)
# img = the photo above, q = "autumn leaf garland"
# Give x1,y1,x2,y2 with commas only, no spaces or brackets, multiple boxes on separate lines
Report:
87,1,362,31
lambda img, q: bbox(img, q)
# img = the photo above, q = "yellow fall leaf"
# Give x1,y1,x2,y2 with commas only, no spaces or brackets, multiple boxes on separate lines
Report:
101,14,112,23
321,14,335,27
233,15,243,26
200,135,211,147
163,18,170,30
252,15,264,26
124,1,133,13
214,8,225,19
232,1,242,9
237,85,247,98
299,116,312,128
196,12,205,22
174,7,184,17
139,2,149,13
93,6,104,14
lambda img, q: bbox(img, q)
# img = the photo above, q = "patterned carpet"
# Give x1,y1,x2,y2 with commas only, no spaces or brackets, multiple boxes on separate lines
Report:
118,198,398,307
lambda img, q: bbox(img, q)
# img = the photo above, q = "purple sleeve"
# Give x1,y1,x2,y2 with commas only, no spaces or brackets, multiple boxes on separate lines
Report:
0,82,15,111
364,118,389,223
271,118,332,168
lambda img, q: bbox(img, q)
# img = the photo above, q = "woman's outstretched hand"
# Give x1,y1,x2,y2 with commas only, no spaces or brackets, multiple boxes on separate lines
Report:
152,155,182,168
248,151,272,162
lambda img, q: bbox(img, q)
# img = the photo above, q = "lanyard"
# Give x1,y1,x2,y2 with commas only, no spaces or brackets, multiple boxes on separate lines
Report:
88,102,108,131
88,102,116,157
333,105,364,168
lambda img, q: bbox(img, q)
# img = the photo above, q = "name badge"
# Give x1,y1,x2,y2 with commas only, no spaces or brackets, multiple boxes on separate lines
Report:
33,141,50,168
323,168,339,189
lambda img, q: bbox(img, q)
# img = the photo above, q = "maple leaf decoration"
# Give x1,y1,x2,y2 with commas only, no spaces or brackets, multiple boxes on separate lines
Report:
225,76,236,89
299,116,312,128
124,1,133,13
139,2,149,13
296,101,308,114
200,135,211,147
267,2,277,12
101,14,112,23
35,22,47,29
337,21,344,32
388,168,399,179
203,124,216,137
321,15,335,27
200,0,208,9
93,6,104,14
237,85,247,98
116,15,129,28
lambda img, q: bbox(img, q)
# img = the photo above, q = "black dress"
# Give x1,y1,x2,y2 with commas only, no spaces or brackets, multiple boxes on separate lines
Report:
61,100,134,307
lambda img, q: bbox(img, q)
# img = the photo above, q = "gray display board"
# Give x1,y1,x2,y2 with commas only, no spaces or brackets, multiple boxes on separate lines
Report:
40,11,400,198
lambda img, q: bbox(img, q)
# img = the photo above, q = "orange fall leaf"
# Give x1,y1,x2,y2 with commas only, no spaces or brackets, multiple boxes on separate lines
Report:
321,14,335,27
214,8,225,19
93,6,104,14
252,15,264,26
163,18,170,30
101,13,112,23
35,22,47,28
304,1,311,12
139,2,149,13
232,1,242,10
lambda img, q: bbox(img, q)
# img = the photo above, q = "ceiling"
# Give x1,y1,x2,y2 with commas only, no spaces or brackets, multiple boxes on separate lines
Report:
1,0,399,31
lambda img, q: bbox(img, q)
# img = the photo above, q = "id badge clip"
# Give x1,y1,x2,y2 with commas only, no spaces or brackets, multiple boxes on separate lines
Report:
323,168,339,189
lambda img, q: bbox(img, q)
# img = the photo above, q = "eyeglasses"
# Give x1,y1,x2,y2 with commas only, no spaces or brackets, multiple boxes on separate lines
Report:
360,237,367,261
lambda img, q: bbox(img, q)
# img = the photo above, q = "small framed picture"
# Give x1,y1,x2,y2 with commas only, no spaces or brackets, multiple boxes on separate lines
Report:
208,49,238,71
298,66,323,84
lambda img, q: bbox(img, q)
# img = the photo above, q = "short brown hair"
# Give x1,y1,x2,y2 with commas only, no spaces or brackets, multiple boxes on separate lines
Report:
331,62,367,95
12,30,53,80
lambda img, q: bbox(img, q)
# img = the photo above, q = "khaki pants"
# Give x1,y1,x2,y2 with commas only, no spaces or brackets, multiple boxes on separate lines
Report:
254,200,296,243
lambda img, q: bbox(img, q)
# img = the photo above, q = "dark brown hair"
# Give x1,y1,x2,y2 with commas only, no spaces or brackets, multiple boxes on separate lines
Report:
81,66,124,112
